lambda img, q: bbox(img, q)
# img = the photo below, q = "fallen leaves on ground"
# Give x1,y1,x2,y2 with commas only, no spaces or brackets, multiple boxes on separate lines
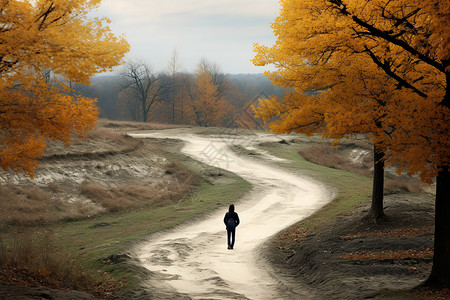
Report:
341,248,433,261
0,263,61,289
279,227,308,243
0,262,125,298
414,288,450,300
340,226,434,240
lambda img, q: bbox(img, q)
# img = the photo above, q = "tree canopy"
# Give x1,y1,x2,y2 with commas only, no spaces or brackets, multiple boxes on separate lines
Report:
0,0,129,177
253,0,449,182
253,0,450,288
183,64,234,127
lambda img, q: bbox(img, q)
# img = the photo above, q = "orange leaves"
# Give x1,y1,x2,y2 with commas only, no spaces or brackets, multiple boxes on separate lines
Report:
253,0,449,183
253,91,327,135
0,136,43,178
0,78,98,177
340,225,434,239
0,0,127,177
0,0,129,83
414,288,450,300
185,68,234,127
0,262,59,288
0,261,124,297
341,248,434,261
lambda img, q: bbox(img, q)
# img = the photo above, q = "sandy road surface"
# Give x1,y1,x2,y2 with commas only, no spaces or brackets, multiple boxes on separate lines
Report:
131,129,333,299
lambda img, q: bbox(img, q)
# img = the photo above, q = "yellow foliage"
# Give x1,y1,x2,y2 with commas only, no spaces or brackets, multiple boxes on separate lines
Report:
0,0,129,177
253,0,449,182
185,69,234,127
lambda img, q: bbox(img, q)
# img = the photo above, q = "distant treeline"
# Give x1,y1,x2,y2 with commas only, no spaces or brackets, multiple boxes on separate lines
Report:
77,70,286,127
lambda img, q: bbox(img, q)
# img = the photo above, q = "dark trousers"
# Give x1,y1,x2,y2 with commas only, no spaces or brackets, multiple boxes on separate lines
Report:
227,229,236,248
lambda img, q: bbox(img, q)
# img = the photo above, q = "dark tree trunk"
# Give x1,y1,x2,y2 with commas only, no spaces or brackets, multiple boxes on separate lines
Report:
367,144,386,223
424,167,450,288
172,98,176,124
424,69,450,288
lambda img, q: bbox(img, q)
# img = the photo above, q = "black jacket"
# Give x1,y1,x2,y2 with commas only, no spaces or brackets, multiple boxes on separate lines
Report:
224,211,240,230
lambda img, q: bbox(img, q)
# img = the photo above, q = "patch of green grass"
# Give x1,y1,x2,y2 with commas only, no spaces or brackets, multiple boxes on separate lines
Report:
193,126,261,136
1,137,252,292
369,290,422,299
229,145,260,157
253,140,373,231
52,173,250,287
62,138,250,287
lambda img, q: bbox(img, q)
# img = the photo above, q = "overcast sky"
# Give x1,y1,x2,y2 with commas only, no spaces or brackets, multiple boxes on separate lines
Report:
96,0,279,74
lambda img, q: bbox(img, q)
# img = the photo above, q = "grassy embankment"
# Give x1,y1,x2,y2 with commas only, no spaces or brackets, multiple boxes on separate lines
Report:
231,137,434,300
232,138,373,232
0,133,251,295
58,138,251,289
191,127,373,230
1,125,426,297
232,136,425,232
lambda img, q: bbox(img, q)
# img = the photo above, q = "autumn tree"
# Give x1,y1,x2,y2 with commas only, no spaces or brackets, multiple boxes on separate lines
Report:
167,49,180,124
118,61,169,122
254,0,449,288
197,58,229,99
0,0,129,177
183,63,234,127
254,22,401,223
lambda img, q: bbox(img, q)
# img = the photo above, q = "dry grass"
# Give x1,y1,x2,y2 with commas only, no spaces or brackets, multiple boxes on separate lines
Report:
83,127,141,153
298,143,373,177
384,178,426,194
79,162,198,212
0,185,63,225
96,119,189,131
0,162,199,225
86,126,126,141
1,121,198,225
165,161,198,187
80,182,154,212
298,142,426,194
43,125,141,160
0,184,105,225
47,181,62,193
0,230,121,297
162,161,199,203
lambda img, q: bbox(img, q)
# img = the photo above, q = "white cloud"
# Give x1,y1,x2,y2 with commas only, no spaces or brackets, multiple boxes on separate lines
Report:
96,0,279,73
101,0,278,22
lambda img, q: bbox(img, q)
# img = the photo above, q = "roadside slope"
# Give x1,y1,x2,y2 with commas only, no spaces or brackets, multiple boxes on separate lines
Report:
253,139,438,299
0,124,252,299
132,129,333,299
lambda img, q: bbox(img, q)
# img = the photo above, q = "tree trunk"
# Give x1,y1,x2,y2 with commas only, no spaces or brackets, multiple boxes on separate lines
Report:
424,169,450,288
424,70,450,288
172,98,176,124
141,98,147,122
367,144,386,223
181,97,184,123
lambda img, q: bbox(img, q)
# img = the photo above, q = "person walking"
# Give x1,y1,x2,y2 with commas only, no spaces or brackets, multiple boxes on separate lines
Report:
224,204,240,249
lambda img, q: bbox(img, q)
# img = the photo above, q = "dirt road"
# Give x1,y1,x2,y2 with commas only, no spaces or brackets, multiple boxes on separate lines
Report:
131,129,333,299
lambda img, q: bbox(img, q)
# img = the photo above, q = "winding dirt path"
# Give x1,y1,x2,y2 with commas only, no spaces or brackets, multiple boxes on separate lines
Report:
131,129,333,299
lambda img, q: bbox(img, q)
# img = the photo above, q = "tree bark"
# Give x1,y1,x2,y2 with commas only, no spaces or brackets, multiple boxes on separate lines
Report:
172,98,176,124
424,167,450,288
424,71,450,288
367,144,386,223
